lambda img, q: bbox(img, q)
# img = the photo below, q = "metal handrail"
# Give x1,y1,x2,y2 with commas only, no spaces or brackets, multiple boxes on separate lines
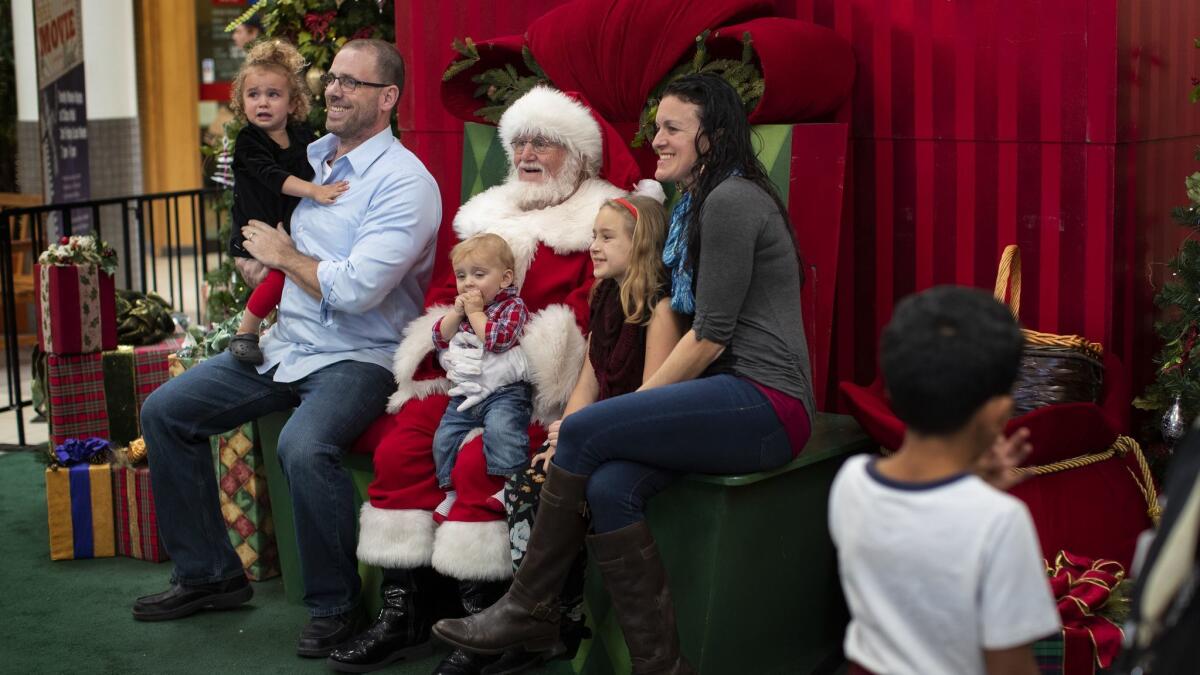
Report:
0,187,229,445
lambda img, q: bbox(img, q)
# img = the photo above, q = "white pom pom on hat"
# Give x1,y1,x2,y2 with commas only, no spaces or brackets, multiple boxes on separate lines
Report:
631,179,667,204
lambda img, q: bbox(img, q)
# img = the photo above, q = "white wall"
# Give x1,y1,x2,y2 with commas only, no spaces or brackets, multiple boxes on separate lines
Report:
81,0,139,120
12,0,38,122
11,0,139,122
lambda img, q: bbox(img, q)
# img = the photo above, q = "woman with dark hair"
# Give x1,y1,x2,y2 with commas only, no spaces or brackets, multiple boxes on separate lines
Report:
433,73,815,674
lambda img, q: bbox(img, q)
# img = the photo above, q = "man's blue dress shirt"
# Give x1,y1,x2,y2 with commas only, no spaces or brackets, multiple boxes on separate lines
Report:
259,126,441,382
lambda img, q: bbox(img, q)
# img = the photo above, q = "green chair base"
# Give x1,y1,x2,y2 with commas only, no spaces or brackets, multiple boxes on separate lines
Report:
258,411,383,617
561,413,870,674
259,412,871,673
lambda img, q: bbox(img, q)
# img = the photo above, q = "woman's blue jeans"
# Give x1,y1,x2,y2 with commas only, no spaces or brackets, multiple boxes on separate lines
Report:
141,352,394,617
552,374,796,533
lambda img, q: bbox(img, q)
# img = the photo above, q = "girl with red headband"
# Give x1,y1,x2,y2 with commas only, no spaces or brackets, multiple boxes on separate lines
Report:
491,192,682,673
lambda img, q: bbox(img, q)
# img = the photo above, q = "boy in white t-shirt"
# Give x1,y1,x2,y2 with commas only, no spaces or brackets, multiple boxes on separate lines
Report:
829,286,1061,675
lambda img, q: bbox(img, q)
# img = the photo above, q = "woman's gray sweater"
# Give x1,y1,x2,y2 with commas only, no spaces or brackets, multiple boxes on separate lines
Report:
691,177,816,423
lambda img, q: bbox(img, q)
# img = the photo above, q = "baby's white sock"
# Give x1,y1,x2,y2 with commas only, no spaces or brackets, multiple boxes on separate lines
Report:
435,490,457,519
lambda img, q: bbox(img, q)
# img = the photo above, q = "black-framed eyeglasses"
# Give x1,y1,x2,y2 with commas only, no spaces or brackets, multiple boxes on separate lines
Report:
319,72,390,93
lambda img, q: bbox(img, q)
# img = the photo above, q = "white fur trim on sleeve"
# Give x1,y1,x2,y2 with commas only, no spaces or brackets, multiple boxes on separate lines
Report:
521,303,587,425
430,519,513,581
356,504,435,568
387,304,452,414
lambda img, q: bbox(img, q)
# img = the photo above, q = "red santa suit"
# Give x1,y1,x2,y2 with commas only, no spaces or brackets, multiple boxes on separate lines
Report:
354,87,637,582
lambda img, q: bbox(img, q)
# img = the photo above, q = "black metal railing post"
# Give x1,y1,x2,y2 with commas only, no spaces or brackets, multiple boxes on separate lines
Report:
0,188,224,444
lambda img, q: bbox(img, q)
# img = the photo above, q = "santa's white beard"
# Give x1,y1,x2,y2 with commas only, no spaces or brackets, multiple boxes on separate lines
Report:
509,154,585,211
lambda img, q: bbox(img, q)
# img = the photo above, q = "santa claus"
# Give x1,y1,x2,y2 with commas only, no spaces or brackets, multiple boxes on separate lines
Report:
328,87,646,674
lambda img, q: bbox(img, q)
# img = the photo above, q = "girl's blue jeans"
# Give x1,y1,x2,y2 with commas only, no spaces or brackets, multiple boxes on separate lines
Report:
552,374,798,533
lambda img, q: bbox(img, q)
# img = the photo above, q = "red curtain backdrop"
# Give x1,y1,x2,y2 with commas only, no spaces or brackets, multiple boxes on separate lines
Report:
392,0,566,288
396,0,1200,407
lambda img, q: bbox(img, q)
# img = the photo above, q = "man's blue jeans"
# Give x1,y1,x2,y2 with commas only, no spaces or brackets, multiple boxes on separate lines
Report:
553,374,800,533
432,382,532,488
141,352,394,617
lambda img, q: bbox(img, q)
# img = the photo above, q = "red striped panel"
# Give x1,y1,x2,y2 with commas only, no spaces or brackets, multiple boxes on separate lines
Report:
399,0,1200,410
396,1,564,285
776,0,1200,407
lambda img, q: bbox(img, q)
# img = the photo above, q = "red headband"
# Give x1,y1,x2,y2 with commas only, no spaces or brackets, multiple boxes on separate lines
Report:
613,197,638,220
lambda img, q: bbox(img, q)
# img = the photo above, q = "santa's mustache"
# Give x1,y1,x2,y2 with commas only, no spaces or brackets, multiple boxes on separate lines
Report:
517,162,545,172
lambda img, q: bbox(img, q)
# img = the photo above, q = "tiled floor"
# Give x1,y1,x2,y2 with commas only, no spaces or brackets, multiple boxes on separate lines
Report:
0,253,219,446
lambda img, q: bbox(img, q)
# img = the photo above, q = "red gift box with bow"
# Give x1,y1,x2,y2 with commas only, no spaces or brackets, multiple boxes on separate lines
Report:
35,263,117,355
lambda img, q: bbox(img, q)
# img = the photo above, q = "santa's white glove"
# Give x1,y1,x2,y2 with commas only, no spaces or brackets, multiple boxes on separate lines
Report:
447,345,531,412
439,333,484,384
447,380,489,412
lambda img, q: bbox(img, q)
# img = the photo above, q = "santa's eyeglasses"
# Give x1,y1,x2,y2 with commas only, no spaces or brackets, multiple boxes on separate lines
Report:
510,136,561,154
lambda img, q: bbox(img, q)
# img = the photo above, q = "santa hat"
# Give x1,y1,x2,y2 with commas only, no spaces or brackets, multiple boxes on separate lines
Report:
498,87,644,192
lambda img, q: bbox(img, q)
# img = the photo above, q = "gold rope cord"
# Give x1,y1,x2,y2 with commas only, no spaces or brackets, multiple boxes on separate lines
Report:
1023,328,1104,360
1014,435,1161,525
993,245,1104,358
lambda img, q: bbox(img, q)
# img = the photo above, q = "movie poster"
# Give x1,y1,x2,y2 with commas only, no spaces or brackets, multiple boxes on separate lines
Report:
34,0,91,235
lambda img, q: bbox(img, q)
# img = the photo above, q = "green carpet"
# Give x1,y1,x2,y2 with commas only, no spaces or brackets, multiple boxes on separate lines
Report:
0,451,449,674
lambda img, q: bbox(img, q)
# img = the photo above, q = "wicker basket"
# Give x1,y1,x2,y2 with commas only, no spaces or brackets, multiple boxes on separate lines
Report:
993,245,1105,416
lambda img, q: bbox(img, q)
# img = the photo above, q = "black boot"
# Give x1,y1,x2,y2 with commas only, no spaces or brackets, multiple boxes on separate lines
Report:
297,609,362,658
326,567,435,673
433,579,508,675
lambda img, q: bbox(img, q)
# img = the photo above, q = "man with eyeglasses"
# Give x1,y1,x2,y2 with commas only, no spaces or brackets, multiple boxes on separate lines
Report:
330,86,651,675
133,39,441,661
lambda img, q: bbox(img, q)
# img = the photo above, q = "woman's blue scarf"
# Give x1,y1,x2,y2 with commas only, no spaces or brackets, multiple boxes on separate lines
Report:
662,191,695,314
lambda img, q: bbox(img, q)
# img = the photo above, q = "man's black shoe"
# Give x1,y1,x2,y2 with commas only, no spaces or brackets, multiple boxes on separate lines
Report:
297,611,361,658
131,575,253,622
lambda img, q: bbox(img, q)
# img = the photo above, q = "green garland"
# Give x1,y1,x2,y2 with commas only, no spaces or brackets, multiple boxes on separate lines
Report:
442,39,550,124
440,30,765,146
632,31,763,148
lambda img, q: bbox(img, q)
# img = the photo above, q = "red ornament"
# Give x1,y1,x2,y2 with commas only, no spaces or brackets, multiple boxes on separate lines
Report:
303,11,336,42
59,236,69,244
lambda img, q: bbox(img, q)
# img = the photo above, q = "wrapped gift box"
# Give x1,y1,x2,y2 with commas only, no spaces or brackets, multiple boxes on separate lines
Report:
168,352,280,580
1035,635,1065,675
212,422,279,581
102,337,184,446
167,353,200,379
112,462,168,562
35,263,117,355
47,352,111,446
46,463,116,560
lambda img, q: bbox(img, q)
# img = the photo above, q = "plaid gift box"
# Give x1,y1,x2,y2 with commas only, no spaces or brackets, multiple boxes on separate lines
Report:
36,263,117,355
1035,635,1065,675
102,337,184,446
112,463,168,562
212,422,279,581
48,352,111,446
46,463,116,560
